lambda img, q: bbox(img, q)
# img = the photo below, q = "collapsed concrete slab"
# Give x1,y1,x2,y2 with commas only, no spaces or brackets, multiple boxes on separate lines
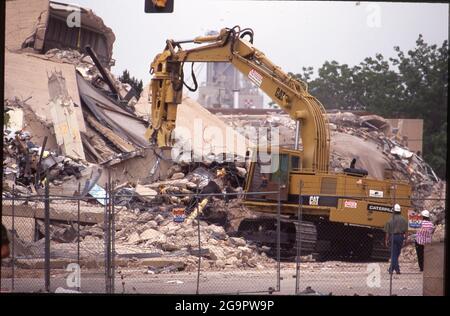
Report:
77,73,150,149
48,71,86,160
2,203,104,224
6,0,115,65
4,51,86,133
173,97,253,162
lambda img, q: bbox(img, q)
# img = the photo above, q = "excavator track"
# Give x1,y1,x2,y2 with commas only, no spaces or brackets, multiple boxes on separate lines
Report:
237,217,390,261
370,230,391,261
237,217,317,259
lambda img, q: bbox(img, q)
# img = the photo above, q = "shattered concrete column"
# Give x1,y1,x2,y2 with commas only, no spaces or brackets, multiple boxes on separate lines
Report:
48,71,86,160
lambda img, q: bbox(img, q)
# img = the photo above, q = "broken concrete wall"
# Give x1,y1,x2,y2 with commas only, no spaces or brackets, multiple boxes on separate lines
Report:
18,99,58,151
4,97,59,158
97,148,172,187
174,97,253,162
45,2,115,66
5,0,50,52
4,51,86,135
5,0,115,66
48,71,85,160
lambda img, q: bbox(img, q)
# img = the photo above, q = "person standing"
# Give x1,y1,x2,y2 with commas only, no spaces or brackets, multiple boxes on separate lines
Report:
384,203,408,274
415,210,435,272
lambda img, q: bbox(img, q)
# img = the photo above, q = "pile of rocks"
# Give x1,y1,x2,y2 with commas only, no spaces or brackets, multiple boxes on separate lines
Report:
111,206,274,271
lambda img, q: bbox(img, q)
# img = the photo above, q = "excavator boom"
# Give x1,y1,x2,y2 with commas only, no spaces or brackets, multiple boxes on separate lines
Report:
146,26,330,172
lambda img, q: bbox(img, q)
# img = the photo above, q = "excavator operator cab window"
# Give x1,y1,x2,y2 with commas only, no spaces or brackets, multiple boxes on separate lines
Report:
270,154,289,184
290,155,301,171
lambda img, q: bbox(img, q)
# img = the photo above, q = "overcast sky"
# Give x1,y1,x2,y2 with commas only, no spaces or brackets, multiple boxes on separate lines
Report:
60,0,448,100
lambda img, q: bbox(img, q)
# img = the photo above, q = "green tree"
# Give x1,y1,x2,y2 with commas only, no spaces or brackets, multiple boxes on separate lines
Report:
119,69,144,100
390,35,448,177
292,35,448,178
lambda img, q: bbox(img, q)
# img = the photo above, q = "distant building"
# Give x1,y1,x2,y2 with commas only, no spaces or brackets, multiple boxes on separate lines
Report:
197,32,263,109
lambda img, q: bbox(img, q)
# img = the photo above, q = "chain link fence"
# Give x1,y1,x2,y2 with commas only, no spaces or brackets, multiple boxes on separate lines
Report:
1,184,111,293
112,190,281,295
293,188,446,296
1,182,445,295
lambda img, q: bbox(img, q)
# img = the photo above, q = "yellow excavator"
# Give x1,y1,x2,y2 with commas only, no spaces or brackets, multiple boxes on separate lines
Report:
146,26,412,260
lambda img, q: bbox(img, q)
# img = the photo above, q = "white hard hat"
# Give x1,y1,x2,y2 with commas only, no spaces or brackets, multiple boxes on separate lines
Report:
421,210,430,218
393,204,401,213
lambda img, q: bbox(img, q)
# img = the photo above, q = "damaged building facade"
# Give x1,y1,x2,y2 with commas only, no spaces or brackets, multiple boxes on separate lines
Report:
4,0,170,192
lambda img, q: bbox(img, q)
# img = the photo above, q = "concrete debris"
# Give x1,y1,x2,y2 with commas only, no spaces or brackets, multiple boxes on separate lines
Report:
173,97,254,162
390,146,414,159
298,286,327,296
4,0,168,193
2,127,93,196
107,205,276,271
135,185,158,202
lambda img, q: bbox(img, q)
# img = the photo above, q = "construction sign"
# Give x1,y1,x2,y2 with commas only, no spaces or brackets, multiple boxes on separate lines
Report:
408,210,422,231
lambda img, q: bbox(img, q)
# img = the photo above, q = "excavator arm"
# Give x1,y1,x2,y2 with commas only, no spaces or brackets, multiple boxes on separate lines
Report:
146,26,330,172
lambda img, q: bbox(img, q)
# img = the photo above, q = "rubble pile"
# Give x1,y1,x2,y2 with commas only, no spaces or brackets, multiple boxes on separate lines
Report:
112,160,247,210
3,127,89,196
110,207,274,271
13,199,274,272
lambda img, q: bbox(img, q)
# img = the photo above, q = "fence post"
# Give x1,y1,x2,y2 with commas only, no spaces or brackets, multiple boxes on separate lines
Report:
77,183,81,292
110,177,115,294
11,186,15,292
295,180,303,294
104,181,110,294
389,183,397,296
44,179,50,292
276,180,281,292
195,184,201,295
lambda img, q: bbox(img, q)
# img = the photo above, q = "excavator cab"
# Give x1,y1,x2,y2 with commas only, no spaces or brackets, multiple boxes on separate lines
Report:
245,147,303,202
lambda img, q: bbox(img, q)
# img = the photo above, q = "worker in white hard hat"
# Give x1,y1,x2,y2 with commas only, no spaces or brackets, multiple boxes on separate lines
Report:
384,203,408,274
414,210,435,272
